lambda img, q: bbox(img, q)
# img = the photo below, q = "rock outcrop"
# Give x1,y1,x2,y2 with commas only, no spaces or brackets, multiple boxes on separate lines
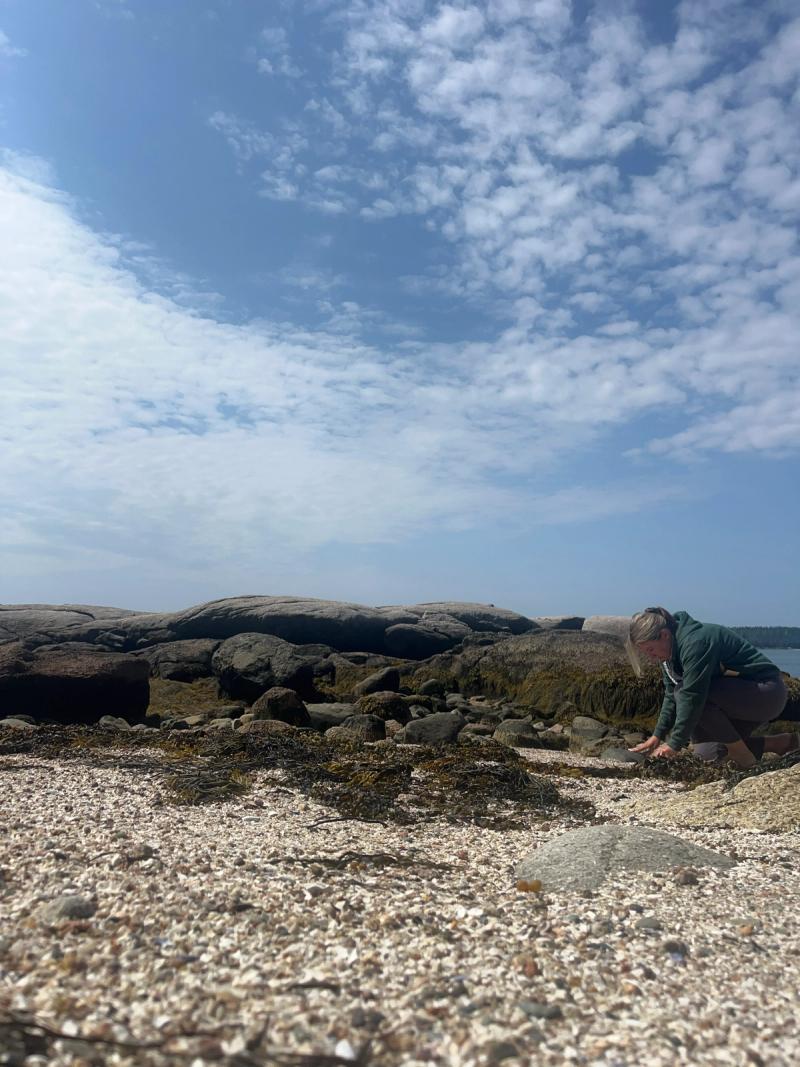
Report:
410,629,662,728
627,761,800,831
530,616,584,630
0,642,150,724
211,633,328,702
582,615,629,639
0,604,144,644
3,596,537,661
136,639,220,682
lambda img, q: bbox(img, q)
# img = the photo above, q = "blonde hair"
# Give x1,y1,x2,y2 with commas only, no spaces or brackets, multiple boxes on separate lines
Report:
629,607,677,644
626,607,676,676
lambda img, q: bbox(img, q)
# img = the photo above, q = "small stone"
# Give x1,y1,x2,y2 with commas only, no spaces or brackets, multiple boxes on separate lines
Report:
485,1039,520,1063
350,1007,385,1030
125,844,156,863
662,938,690,958
39,894,96,923
518,1000,562,1020
514,953,539,977
0,717,37,732
591,919,614,935
516,878,542,893
634,916,663,932
98,715,132,731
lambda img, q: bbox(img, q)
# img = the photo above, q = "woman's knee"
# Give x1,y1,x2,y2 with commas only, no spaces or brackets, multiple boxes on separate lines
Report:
691,741,728,763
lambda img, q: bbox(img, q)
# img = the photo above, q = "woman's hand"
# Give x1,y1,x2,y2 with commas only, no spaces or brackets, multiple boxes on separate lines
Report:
628,735,661,754
651,742,678,759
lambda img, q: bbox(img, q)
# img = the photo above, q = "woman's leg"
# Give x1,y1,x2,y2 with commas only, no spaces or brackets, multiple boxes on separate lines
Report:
691,674,788,767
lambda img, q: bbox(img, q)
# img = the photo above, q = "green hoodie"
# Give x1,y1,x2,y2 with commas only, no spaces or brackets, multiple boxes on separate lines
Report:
655,611,779,751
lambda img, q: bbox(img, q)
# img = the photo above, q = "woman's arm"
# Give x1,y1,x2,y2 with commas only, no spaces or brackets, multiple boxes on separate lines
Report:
668,637,719,750
654,677,676,740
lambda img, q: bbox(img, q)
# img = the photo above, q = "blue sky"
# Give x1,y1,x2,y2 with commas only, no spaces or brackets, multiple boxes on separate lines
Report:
1,0,799,623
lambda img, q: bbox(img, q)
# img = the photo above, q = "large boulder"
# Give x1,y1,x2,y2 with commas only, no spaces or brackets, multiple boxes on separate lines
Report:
409,630,662,729
0,604,144,645
354,691,411,724
582,615,630,639
515,825,735,891
305,702,357,732
250,687,310,727
493,719,540,747
17,597,415,654
137,639,220,681
627,762,800,831
530,616,584,630
211,633,329,702
403,602,536,635
0,642,150,724
173,597,409,651
396,710,467,745
384,624,454,659
352,667,401,697
568,714,610,753
13,596,536,659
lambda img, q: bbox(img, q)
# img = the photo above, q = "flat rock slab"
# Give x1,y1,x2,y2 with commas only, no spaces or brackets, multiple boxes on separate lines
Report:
627,762,800,832
515,825,735,891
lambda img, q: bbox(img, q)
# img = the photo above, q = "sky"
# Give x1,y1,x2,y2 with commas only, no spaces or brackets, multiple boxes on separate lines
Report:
1,0,799,623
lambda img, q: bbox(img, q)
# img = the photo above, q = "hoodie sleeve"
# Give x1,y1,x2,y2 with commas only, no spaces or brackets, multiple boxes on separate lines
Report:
668,635,719,750
654,668,676,740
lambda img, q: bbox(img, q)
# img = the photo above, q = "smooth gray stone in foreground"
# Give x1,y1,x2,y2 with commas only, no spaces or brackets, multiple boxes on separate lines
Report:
515,825,735,891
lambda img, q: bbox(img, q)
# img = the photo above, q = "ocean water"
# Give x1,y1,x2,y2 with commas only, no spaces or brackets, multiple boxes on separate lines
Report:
759,648,800,677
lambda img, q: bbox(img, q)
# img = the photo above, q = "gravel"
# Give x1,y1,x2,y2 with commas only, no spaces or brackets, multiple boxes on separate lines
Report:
1,744,798,1067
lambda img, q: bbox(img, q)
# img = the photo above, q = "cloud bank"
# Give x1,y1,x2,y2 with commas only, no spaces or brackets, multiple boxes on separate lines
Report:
2,1,799,599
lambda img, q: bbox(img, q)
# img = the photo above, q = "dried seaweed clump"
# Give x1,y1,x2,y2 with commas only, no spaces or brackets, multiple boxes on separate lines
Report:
414,750,564,826
628,747,800,790
164,763,252,805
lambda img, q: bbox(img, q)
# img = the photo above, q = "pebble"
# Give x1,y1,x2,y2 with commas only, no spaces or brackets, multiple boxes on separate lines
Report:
518,1000,563,1020
37,893,97,923
662,938,690,957
634,916,663,932
675,868,700,885
485,1038,521,1063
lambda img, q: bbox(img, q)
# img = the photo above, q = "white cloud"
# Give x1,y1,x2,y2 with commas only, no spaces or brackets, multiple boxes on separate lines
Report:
208,111,274,162
7,154,774,586
255,26,302,78
0,28,27,57
6,3,800,584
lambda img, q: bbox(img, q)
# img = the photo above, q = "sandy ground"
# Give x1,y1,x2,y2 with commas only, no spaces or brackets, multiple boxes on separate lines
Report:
1,744,798,1067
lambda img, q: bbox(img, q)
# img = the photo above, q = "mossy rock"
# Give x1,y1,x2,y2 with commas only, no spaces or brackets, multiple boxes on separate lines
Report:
409,631,662,731
324,654,410,701
147,676,230,717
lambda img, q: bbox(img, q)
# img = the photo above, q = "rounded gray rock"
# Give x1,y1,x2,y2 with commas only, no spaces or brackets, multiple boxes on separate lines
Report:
39,894,97,923
515,825,736,891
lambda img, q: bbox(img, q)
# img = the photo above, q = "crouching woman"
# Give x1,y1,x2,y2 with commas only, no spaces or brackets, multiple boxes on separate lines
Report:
627,607,797,769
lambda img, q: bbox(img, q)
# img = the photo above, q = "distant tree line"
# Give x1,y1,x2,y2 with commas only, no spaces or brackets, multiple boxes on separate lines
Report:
731,626,800,648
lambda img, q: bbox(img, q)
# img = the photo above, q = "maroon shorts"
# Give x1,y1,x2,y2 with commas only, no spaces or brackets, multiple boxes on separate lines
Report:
691,672,787,760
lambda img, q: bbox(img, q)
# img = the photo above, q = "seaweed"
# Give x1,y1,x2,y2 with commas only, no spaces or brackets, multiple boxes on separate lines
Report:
625,747,800,789
164,763,252,805
1,724,592,828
